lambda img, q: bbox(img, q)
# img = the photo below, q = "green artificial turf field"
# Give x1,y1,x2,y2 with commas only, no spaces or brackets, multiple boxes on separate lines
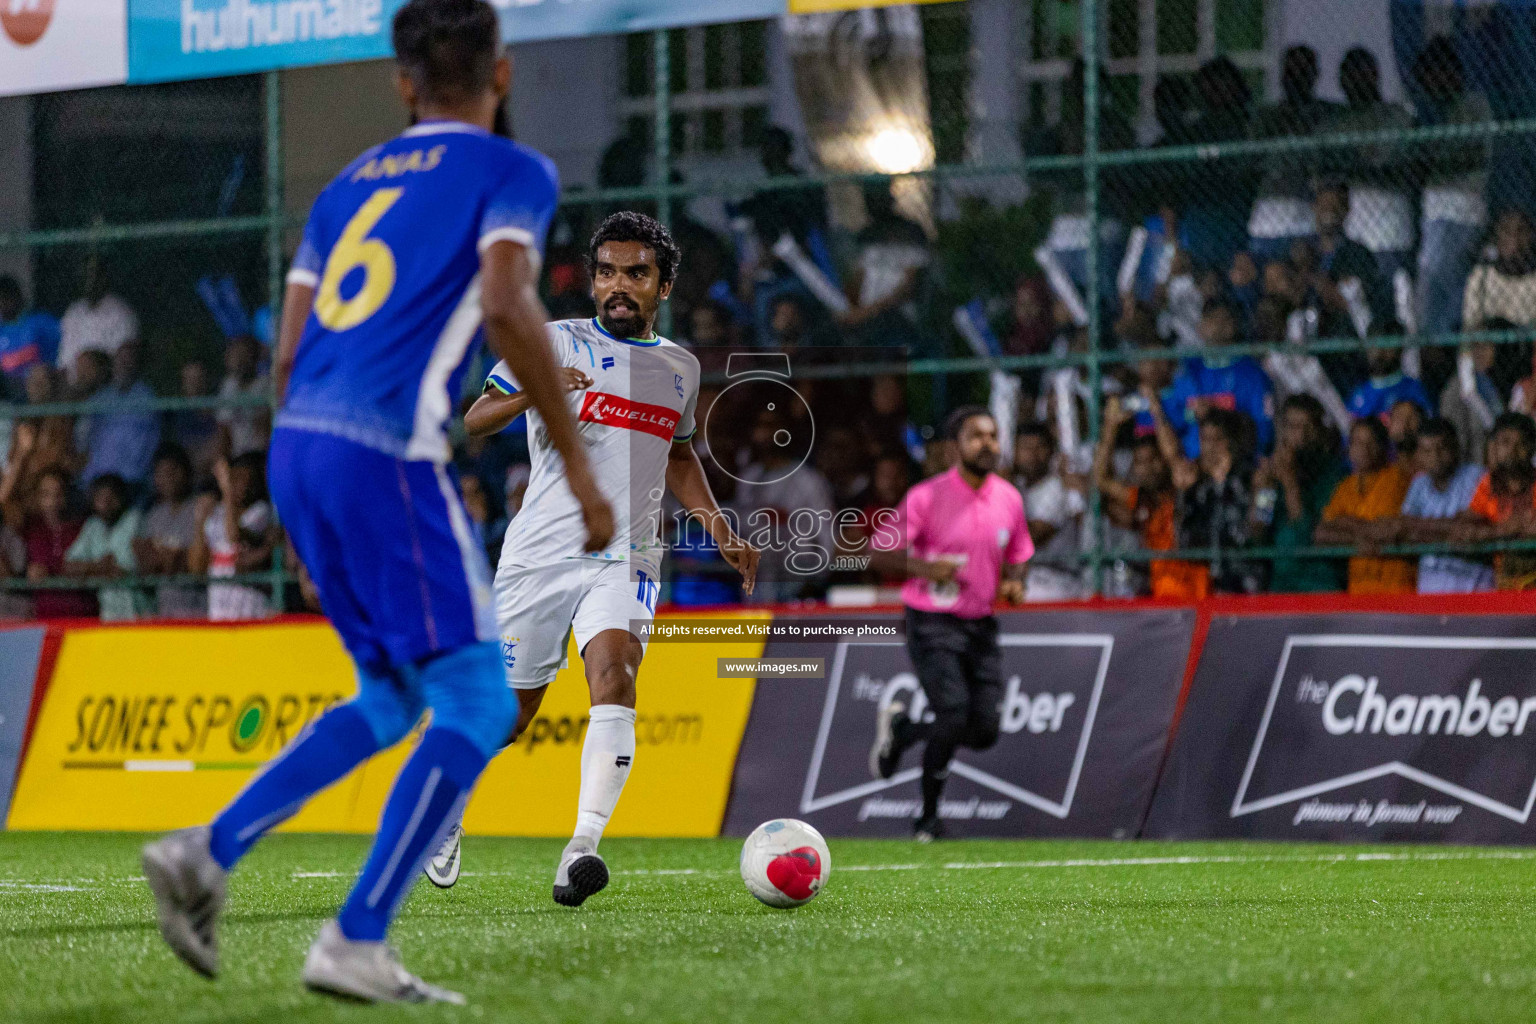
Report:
2,833,1534,1023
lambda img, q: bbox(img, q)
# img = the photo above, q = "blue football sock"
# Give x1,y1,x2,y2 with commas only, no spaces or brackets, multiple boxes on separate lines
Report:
208,703,381,871
336,727,488,942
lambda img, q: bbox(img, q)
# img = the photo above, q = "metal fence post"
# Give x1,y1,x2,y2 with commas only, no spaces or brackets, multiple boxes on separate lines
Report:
653,28,674,339
265,69,286,611
1082,0,1104,596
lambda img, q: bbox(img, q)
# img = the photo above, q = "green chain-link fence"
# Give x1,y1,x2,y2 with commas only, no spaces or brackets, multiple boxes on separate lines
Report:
3,0,1536,614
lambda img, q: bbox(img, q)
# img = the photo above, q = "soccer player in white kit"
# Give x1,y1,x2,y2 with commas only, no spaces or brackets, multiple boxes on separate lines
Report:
425,212,759,904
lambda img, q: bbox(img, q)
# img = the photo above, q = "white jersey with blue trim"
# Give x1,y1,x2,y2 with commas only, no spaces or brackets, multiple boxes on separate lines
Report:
489,317,699,573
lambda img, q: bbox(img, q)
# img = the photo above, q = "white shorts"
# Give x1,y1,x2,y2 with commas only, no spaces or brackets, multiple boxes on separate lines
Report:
494,558,659,689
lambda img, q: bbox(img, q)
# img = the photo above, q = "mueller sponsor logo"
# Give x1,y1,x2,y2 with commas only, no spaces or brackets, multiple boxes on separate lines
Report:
1232,635,1536,824
800,635,1109,822
2,0,54,47
579,391,680,441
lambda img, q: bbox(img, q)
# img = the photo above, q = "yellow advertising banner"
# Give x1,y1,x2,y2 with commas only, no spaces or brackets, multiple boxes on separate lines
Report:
7,617,765,837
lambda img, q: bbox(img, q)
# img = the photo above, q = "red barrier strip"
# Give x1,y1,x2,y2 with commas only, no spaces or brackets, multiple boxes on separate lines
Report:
18,625,64,773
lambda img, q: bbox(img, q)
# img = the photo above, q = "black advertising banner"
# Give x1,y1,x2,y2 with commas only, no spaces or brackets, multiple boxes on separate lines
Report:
722,609,1194,838
1144,613,1536,844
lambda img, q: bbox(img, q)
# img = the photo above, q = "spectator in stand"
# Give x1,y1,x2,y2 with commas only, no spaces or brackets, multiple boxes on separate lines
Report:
1292,180,1394,341
11,366,80,493
1164,408,1262,595
216,334,271,461
1349,338,1431,423
1324,48,1417,283
1012,423,1085,601
1168,297,1274,457
860,453,910,586
1246,46,1338,264
1127,338,1180,442
1412,36,1492,340
22,467,90,618
57,255,138,380
1175,57,1253,272
1388,398,1425,473
1441,336,1503,465
731,406,835,602
838,181,930,347
1254,393,1348,593
1096,393,1194,598
0,276,60,400
133,443,204,618
736,126,829,342
191,453,277,621
1465,211,1536,329
765,293,834,354
79,342,160,490
1462,210,1536,387
1451,412,1536,590
172,360,219,479
1002,275,1054,358
1383,417,1493,593
1315,416,1415,593
63,472,147,621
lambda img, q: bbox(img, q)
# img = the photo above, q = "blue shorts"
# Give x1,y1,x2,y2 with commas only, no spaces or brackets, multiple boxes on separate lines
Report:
270,427,495,673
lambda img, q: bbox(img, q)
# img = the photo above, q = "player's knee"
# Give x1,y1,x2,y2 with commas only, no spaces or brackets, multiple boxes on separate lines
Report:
589,664,636,707
350,667,426,749
420,641,520,759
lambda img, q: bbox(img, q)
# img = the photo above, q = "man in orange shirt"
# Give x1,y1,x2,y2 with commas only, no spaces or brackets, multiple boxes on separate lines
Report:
1452,412,1536,590
1314,417,1416,593
1094,394,1201,597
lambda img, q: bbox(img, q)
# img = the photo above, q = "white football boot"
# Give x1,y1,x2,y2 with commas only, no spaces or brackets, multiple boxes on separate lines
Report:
142,825,227,979
423,822,463,889
552,837,609,907
302,920,465,1005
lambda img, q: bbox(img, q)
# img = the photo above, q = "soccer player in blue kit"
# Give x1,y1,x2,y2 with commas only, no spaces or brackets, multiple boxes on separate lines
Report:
139,0,613,1004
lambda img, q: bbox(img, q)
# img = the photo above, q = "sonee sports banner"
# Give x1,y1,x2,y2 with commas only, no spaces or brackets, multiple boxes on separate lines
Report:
1144,612,1536,844
723,608,1194,839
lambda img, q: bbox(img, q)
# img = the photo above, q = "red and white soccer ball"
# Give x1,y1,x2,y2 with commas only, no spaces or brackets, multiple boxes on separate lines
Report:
740,819,831,908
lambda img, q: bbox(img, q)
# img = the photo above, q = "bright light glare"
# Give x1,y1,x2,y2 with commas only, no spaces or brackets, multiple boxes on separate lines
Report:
865,127,928,175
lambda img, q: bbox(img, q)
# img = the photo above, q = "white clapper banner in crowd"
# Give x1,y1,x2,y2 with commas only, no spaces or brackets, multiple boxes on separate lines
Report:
0,1,129,98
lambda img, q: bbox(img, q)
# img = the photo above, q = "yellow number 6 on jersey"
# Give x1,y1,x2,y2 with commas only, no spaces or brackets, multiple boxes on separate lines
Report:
314,187,404,332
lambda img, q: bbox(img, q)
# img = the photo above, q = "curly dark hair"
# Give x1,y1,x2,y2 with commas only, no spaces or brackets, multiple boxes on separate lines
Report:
586,212,682,287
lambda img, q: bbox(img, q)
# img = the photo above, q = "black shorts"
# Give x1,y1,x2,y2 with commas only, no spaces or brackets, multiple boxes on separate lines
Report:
904,607,1003,731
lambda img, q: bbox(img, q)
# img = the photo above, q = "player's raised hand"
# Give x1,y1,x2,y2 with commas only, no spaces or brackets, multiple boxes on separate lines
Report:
721,535,760,596
563,367,594,392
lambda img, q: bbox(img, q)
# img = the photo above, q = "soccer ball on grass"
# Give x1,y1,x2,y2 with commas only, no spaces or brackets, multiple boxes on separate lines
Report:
740,819,831,908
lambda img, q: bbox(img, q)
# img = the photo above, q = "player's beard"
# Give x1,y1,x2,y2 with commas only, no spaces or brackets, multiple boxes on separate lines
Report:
598,298,651,340
959,448,998,477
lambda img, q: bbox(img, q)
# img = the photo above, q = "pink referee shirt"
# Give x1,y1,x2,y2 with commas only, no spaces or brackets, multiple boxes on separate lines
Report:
873,467,1034,619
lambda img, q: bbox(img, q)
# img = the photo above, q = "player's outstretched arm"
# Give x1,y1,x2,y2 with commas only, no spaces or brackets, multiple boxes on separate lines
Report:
480,240,613,552
463,367,592,438
666,442,759,595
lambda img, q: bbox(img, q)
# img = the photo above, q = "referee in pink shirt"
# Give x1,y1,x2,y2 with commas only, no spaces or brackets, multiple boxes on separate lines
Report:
870,406,1034,841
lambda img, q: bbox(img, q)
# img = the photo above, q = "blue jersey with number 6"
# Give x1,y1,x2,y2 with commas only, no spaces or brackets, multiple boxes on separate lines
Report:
280,120,558,464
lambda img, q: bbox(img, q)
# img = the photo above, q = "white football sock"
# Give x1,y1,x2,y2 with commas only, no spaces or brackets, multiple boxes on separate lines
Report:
574,704,637,848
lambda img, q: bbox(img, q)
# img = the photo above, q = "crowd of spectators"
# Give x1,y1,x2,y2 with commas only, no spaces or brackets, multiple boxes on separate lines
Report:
3,30,1535,613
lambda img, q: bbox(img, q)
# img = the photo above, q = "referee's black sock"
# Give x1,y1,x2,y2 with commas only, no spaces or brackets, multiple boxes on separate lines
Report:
920,736,957,820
